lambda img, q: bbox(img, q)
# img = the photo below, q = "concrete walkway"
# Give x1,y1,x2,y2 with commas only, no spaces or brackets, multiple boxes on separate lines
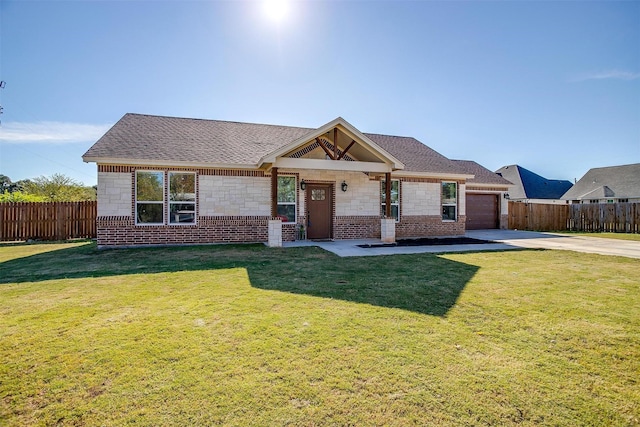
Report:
283,229,640,259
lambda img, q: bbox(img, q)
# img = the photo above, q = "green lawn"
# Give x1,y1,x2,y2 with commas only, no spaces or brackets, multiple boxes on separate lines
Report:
1,242,639,426
556,232,640,242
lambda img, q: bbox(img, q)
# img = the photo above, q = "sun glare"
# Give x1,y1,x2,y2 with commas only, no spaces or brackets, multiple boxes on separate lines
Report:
263,0,290,24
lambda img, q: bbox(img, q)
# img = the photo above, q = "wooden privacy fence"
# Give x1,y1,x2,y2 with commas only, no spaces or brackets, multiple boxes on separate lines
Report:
568,202,639,233
508,202,569,231
0,201,97,242
509,201,639,233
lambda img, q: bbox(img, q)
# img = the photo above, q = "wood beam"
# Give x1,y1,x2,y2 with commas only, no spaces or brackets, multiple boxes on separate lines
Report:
337,140,356,160
271,167,278,218
315,137,335,160
333,128,338,160
385,172,392,218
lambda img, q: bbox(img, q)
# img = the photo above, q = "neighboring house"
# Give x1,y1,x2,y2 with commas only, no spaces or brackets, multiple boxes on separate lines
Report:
561,163,640,204
83,113,511,248
495,164,573,204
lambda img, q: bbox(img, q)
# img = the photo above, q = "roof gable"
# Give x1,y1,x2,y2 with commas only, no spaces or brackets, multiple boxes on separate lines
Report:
562,163,640,199
259,117,405,170
496,165,572,199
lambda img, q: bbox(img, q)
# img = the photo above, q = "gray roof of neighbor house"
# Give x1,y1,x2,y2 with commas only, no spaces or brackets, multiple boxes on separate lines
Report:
83,113,472,176
561,163,640,200
452,160,512,186
495,164,573,199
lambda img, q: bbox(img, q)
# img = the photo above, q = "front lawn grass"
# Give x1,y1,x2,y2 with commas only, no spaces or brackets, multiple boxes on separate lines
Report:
1,242,638,426
556,231,640,241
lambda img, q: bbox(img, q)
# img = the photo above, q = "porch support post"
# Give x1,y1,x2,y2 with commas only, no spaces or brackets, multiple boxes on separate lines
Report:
271,167,278,218
385,172,392,218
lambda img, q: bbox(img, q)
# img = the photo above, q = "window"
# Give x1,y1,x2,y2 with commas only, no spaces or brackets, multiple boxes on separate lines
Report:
169,172,196,224
135,170,197,225
442,182,457,221
381,180,400,221
136,171,164,224
277,176,296,223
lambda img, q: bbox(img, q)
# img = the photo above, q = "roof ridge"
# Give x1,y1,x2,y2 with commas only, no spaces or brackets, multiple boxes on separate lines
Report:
123,112,314,131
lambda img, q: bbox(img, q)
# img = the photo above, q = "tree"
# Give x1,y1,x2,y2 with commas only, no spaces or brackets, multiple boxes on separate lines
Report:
0,174,19,193
21,174,96,202
0,190,47,202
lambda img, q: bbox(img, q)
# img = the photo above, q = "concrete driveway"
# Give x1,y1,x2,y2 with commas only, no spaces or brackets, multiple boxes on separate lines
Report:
467,230,640,259
284,230,640,259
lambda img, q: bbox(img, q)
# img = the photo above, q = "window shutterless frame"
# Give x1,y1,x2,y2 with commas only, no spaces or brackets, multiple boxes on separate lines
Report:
135,170,165,225
276,175,297,223
380,179,400,222
169,172,196,225
441,181,457,221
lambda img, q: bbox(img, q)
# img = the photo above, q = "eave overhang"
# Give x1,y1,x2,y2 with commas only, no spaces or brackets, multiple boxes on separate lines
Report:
83,156,258,170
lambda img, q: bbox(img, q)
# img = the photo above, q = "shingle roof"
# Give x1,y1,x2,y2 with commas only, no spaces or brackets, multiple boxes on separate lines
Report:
83,113,470,176
495,165,573,199
452,160,512,186
561,163,640,200
363,133,464,174
83,113,312,166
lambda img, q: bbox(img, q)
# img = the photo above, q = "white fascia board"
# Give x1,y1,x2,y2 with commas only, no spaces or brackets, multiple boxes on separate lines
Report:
332,118,405,169
259,117,405,170
390,171,475,180
465,182,512,189
273,157,392,173
83,156,258,170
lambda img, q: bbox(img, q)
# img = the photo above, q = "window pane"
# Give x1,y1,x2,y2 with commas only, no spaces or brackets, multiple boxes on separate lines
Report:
277,176,296,203
277,204,295,223
311,189,325,201
170,203,195,224
137,203,163,224
169,173,195,202
136,171,163,201
442,205,456,221
380,180,399,203
442,182,457,204
391,181,399,203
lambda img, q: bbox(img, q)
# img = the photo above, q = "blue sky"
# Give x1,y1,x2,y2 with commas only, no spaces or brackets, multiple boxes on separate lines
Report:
0,0,638,186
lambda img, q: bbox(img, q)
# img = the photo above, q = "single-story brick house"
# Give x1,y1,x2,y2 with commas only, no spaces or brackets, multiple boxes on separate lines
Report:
82,114,511,248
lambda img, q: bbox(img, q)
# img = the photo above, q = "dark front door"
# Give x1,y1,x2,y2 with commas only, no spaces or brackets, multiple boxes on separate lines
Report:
307,184,332,240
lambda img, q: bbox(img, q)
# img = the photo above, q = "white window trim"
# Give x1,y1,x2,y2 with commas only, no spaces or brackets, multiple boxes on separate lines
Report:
135,170,165,226
381,179,400,223
277,175,297,224
168,171,197,226
442,181,457,222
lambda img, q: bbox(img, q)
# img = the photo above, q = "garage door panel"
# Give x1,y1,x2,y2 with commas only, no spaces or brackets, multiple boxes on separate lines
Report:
466,194,498,229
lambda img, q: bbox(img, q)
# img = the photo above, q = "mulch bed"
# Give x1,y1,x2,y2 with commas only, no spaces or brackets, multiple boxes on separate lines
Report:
357,237,492,248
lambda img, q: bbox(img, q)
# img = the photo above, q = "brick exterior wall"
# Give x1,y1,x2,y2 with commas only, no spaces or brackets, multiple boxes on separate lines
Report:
97,216,270,248
396,215,466,238
96,165,470,247
334,215,381,239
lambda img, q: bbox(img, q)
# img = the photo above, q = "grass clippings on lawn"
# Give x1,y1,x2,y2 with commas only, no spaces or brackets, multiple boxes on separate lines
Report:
1,242,639,426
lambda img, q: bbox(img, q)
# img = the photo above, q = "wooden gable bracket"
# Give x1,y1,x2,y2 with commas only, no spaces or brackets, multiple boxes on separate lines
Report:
337,140,356,160
315,137,336,160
